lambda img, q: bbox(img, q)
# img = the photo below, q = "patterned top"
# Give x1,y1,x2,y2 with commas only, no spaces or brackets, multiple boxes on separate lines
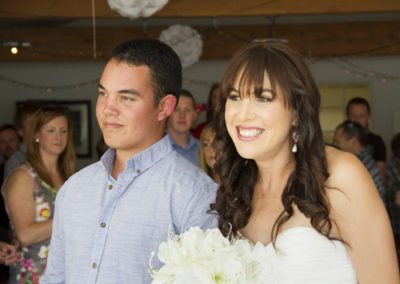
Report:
386,155,400,236
8,163,56,284
357,150,386,201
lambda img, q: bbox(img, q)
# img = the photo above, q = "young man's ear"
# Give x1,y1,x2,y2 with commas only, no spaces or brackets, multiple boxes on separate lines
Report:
158,94,177,121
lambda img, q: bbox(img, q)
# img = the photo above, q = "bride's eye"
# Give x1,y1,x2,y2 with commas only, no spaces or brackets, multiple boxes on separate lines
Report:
227,92,240,101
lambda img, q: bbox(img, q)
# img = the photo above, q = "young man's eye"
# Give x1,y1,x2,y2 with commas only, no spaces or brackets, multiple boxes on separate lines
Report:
121,96,134,102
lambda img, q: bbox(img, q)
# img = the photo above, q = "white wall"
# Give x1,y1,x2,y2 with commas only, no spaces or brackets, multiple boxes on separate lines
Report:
0,56,399,169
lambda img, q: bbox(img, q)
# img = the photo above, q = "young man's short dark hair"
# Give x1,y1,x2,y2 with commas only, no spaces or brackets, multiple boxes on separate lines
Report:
110,39,182,105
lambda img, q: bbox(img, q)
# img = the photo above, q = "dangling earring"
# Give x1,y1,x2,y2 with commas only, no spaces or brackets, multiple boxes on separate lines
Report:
35,138,39,143
292,131,299,153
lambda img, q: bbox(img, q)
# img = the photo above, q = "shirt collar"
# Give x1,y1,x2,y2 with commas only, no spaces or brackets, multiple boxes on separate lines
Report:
100,135,173,176
168,133,197,150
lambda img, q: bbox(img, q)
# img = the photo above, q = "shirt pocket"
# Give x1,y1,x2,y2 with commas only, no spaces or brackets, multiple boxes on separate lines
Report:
114,222,160,282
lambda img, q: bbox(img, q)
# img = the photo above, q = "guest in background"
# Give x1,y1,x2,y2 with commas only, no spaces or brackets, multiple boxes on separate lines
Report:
3,106,75,284
333,119,386,201
0,125,19,283
199,124,219,183
193,83,220,139
4,103,39,179
0,124,20,182
386,132,400,260
0,124,20,191
167,89,200,165
346,97,386,180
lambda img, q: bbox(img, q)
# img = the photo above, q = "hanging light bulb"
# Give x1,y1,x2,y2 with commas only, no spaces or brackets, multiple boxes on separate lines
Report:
10,46,18,54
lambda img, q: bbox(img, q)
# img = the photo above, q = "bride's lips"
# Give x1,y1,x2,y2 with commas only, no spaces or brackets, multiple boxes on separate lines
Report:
236,126,264,141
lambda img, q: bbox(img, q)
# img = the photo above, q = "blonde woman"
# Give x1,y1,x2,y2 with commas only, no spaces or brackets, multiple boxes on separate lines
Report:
3,105,75,283
199,124,219,183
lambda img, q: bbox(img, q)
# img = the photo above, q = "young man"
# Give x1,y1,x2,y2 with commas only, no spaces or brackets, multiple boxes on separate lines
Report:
42,39,217,283
346,97,386,180
167,89,199,165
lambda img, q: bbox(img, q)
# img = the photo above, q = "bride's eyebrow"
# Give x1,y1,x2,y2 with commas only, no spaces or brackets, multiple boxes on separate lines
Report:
229,87,239,94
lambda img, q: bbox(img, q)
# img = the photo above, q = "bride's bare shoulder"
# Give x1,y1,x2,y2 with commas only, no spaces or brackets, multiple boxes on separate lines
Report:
324,145,383,212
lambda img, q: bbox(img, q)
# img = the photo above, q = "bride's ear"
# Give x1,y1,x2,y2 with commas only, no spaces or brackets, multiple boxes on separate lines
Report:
291,111,298,127
157,94,177,121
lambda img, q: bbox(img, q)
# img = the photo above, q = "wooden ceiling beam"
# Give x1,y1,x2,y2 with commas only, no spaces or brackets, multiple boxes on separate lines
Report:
0,0,400,19
1,21,399,61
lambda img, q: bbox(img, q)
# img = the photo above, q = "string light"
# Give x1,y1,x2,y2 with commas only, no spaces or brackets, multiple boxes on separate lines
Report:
0,74,218,93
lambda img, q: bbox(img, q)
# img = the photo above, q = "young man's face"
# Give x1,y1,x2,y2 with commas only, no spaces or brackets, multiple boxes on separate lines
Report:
96,60,167,157
167,96,198,135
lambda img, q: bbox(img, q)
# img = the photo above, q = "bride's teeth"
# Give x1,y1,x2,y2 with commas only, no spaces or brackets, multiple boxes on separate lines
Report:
239,128,262,137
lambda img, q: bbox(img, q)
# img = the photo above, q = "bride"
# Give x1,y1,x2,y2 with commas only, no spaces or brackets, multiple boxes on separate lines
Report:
210,41,399,283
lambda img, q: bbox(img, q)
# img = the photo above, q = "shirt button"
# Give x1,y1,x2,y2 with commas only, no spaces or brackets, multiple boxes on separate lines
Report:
92,262,97,269
136,169,141,174
108,184,113,190
100,222,106,228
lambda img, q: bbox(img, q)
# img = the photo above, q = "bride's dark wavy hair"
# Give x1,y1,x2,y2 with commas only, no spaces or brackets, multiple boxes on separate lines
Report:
210,41,332,242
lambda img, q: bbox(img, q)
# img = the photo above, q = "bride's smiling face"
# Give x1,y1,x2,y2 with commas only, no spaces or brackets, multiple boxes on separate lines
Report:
224,71,295,161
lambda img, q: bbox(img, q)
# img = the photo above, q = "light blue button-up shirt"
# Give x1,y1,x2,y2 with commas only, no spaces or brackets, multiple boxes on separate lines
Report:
168,133,200,166
42,135,218,284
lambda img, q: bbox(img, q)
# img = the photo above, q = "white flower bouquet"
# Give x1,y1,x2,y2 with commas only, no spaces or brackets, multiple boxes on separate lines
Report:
149,227,267,284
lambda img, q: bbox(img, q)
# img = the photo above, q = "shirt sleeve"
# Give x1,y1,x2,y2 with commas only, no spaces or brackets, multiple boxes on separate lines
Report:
41,182,68,284
178,181,218,233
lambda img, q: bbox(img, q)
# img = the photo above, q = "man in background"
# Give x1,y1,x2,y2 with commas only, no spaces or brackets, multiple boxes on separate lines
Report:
0,124,20,184
346,97,386,180
0,124,20,283
167,89,199,165
4,103,39,178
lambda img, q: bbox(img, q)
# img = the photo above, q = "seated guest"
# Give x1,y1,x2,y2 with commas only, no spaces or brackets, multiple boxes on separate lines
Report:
167,89,199,165
3,106,75,283
333,119,386,201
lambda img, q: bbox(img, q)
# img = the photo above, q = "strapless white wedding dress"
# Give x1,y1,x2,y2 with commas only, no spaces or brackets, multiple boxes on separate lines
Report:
260,227,357,283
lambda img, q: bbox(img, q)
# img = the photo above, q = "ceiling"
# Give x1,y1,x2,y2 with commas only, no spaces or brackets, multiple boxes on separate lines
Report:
1,0,400,61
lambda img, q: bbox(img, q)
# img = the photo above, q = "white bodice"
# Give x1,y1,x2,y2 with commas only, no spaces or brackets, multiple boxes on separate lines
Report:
260,227,357,283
